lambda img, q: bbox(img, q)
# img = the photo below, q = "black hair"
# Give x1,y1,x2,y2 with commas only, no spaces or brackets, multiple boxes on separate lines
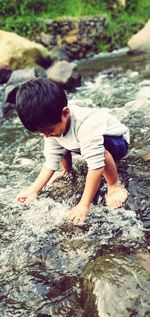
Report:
16,79,67,132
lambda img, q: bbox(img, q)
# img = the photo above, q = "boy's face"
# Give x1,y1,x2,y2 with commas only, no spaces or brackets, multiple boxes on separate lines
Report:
39,107,70,138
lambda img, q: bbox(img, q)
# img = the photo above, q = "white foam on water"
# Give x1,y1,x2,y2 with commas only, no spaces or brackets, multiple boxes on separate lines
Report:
85,206,144,245
15,157,34,166
22,197,69,235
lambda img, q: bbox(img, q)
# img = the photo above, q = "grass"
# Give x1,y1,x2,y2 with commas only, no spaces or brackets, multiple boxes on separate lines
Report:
0,0,150,51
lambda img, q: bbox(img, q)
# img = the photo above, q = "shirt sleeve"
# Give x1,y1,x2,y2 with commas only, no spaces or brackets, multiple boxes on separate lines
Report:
77,116,105,170
43,137,66,170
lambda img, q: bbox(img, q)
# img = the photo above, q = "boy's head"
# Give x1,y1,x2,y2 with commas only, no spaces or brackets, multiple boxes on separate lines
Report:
16,79,69,136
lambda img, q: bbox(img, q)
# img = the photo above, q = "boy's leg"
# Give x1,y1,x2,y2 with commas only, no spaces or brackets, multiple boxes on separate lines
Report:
103,149,118,186
48,151,74,184
103,149,128,209
60,150,72,171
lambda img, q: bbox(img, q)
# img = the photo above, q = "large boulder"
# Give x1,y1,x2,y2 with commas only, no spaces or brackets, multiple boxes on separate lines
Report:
47,60,81,91
128,20,150,54
0,30,52,70
82,253,150,317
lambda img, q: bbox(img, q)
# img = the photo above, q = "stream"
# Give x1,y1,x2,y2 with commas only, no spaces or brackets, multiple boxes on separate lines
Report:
0,51,150,317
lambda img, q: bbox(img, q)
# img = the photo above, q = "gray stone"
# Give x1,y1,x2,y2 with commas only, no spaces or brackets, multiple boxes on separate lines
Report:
47,60,81,90
38,32,54,47
50,46,70,62
5,65,47,104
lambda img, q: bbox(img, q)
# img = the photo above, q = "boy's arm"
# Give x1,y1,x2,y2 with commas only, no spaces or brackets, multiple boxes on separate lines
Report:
69,167,104,223
16,166,55,204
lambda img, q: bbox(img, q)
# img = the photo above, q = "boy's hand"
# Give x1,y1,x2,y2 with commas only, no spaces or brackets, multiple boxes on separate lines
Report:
68,203,89,224
16,187,37,204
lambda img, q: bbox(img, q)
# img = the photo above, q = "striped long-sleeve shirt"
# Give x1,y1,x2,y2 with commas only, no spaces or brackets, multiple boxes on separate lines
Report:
43,105,129,171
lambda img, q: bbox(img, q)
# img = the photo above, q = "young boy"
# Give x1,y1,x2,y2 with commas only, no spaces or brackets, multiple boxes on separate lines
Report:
16,79,129,223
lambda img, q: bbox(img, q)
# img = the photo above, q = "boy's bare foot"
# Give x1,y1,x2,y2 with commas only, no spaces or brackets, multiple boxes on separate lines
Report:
106,180,128,209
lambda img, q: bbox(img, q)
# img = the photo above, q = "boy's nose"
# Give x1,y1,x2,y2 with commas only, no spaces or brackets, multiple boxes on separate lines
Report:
43,132,50,137
43,132,55,137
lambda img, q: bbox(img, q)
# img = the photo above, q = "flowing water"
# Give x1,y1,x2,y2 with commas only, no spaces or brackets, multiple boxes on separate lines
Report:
0,52,150,317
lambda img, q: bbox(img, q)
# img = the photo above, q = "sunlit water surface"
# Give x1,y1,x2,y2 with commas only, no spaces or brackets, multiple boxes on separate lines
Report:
0,52,150,317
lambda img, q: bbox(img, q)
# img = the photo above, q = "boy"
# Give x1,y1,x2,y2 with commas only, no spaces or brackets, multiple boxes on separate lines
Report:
16,79,129,223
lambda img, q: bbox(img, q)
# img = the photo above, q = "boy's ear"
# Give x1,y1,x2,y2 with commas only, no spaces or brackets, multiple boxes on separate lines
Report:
62,107,70,117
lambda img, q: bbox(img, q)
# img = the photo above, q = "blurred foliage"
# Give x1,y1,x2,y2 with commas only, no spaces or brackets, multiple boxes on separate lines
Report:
0,0,108,16
0,16,47,38
0,0,149,51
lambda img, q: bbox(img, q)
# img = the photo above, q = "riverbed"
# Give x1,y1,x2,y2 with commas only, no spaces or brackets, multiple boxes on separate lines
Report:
0,52,150,317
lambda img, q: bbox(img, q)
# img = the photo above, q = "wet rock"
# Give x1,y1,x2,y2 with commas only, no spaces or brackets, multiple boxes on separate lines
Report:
128,20,150,54
0,30,52,70
4,85,19,104
7,65,47,85
2,102,16,118
0,66,11,84
0,101,4,118
38,32,54,47
135,252,150,273
5,65,47,104
47,60,81,91
45,157,87,206
81,253,150,317
0,97,16,122
133,146,150,162
50,46,70,62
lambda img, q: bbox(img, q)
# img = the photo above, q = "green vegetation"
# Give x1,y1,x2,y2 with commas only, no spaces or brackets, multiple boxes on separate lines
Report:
0,0,150,51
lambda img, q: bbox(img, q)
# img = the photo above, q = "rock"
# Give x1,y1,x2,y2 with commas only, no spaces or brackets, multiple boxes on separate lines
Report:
36,17,108,60
44,156,88,206
5,85,19,104
2,102,16,118
38,32,54,47
82,253,150,317
50,46,70,62
5,65,47,104
7,65,46,85
109,0,126,10
136,145,150,161
135,252,150,273
47,60,81,90
0,101,4,118
143,64,150,79
0,64,11,84
0,30,52,70
0,93,16,120
117,0,126,9
128,20,150,54
64,34,78,44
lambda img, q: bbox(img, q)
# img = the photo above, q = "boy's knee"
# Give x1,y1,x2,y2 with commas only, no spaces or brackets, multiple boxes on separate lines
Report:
104,149,112,158
63,151,72,160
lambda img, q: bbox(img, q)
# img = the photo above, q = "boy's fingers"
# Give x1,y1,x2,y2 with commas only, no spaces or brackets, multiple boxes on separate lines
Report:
68,212,85,224
73,217,85,225
16,196,27,204
68,214,76,221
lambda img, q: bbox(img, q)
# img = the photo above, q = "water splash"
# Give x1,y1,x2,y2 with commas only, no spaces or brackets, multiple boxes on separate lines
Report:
0,54,150,317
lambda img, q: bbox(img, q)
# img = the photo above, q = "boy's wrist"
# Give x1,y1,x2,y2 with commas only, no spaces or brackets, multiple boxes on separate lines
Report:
30,184,40,194
78,199,91,208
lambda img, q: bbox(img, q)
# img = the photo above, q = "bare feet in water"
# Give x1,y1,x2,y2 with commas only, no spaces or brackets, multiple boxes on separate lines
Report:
106,180,128,209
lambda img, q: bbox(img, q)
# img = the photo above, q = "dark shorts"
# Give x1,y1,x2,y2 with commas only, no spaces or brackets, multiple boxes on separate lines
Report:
68,135,128,162
104,135,128,161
